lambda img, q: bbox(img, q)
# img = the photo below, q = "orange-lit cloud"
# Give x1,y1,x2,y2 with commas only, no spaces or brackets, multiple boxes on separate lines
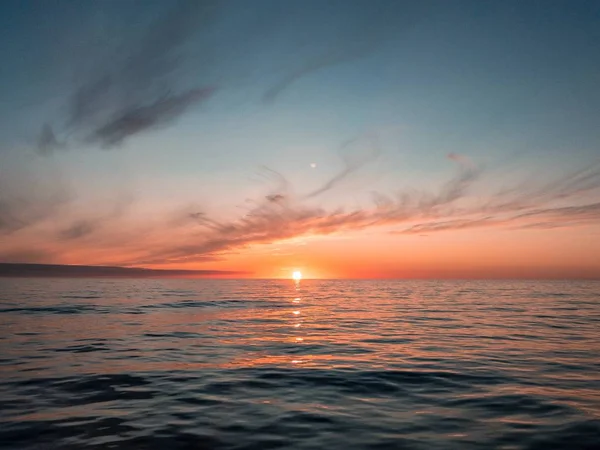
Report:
2,137,600,279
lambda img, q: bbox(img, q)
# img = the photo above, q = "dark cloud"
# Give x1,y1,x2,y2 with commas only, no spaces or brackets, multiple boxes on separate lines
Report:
33,0,422,152
39,0,220,152
266,194,285,203
88,88,215,148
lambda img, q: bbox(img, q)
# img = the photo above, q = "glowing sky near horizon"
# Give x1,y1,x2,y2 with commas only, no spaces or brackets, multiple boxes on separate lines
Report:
1,0,599,279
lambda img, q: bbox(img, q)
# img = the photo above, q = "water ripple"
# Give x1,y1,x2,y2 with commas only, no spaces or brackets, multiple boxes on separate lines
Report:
0,278,599,449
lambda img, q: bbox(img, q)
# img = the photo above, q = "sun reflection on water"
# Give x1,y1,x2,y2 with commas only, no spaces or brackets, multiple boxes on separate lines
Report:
290,277,305,365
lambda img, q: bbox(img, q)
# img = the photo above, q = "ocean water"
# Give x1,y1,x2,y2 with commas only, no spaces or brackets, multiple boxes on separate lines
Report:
0,278,599,450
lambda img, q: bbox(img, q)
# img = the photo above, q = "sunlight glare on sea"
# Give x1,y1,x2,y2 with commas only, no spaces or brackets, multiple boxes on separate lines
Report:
0,278,599,449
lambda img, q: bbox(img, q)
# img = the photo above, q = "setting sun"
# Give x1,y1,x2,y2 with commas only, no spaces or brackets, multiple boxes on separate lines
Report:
292,271,302,281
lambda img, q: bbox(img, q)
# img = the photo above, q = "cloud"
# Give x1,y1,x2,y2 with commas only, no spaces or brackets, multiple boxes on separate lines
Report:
304,134,381,199
129,155,600,265
262,1,418,102
417,154,481,211
393,201,600,235
480,162,600,214
266,194,286,203
33,0,421,153
38,0,220,153
0,167,69,234
55,194,134,241
58,220,96,240
128,153,482,265
512,201,600,227
398,217,499,234
3,143,600,267
87,87,215,148
392,169,600,235
263,49,368,103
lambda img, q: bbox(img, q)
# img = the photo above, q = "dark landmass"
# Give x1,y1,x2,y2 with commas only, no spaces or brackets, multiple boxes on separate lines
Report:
0,263,246,278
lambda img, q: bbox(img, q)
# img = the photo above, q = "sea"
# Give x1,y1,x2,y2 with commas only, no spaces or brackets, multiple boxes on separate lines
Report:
0,278,599,450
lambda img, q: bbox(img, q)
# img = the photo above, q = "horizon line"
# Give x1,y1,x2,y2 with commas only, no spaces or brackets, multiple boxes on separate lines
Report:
0,262,598,281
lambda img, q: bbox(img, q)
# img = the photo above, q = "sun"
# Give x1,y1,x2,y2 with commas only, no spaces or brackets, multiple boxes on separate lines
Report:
292,271,302,281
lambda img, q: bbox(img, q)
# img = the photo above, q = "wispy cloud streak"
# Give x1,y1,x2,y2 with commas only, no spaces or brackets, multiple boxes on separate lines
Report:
33,1,421,153
129,153,482,264
304,134,381,199
87,88,215,148
134,156,600,265
38,0,220,152
3,151,600,266
0,165,69,234
263,48,369,103
262,1,418,102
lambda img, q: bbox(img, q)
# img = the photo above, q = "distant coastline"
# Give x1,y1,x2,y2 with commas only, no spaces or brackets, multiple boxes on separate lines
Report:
0,263,245,278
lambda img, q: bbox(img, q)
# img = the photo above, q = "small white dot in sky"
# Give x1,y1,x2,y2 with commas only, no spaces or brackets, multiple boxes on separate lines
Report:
310,163,317,168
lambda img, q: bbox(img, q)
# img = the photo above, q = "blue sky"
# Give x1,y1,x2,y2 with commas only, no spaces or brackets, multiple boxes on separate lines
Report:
1,0,599,277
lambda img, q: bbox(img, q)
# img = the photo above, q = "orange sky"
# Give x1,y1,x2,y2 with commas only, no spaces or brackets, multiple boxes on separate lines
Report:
2,187,599,279
2,1,600,279
148,224,600,279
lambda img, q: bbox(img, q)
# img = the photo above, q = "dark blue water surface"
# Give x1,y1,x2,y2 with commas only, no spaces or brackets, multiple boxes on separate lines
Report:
1,278,599,449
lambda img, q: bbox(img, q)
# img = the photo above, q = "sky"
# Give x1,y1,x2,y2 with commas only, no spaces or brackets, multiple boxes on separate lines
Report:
1,0,599,279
